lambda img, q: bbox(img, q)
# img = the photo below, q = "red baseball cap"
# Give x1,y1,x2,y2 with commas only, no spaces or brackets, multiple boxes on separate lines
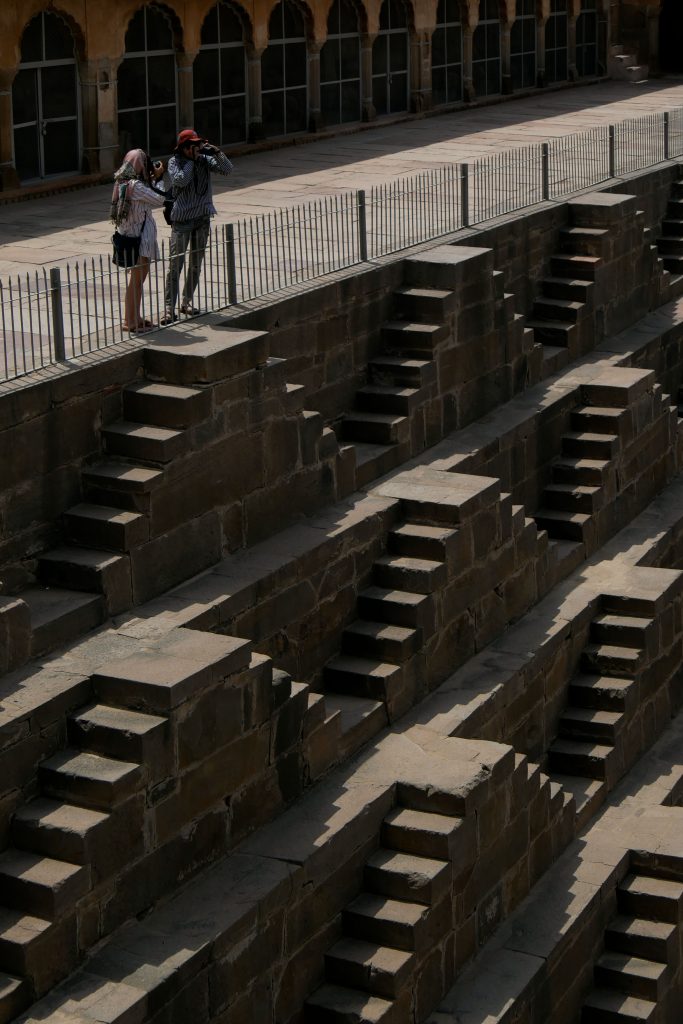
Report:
177,128,204,146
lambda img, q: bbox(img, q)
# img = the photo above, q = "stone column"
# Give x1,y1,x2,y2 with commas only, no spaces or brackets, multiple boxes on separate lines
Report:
177,51,197,129
308,41,323,132
500,20,512,94
0,68,19,190
100,58,120,172
537,12,548,88
361,34,376,122
409,30,431,112
247,47,265,141
79,59,100,174
568,7,579,81
646,9,659,71
462,23,475,102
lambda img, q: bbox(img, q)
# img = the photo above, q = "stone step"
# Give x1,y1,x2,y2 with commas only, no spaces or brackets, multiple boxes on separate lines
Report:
358,587,434,635
605,950,663,1003
364,849,450,905
0,849,89,920
21,586,105,658
355,385,422,416
63,504,148,552
39,750,143,812
527,319,576,347
605,916,677,963
571,406,629,436
535,508,591,541
551,457,610,486
381,320,446,354
305,982,400,1023
341,621,420,664
541,276,594,302
562,431,619,459
551,254,602,280
353,442,405,490
82,460,164,495
581,987,656,1023
102,420,187,464
122,380,211,429
656,236,683,256
558,707,623,743
342,893,431,952
618,875,683,924
393,285,454,321
11,799,114,869
568,675,636,713
68,703,168,763
373,555,446,595
37,548,129,609
541,345,570,376
324,938,414,1000
582,643,643,677
0,971,28,1024
324,656,403,702
659,218,683,237
381,807,463,861
324,694,387,761
388,523,458,562
663,255,683,275
591,614,652,649
533,297,584,323
666,197,683,217
0,907,53,982
143,327,268,385
368,356,436,389
547,738,615,780
342,412,410,446
560,226,610,257
542,483,601,514
549,775,606,830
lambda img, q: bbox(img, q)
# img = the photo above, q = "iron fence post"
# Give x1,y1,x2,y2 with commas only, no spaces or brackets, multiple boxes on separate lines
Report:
609,124,616,178
460,164,470,228
225,223,237,305
357,189,368,261
542,143,550,202
664,112,670,160
49,267,66,361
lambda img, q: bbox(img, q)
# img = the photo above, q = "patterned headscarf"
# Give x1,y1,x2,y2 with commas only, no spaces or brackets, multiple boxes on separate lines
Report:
110,149,149,225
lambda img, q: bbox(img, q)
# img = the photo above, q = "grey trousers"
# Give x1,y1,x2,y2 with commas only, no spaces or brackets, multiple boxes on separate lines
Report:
164,215,211,312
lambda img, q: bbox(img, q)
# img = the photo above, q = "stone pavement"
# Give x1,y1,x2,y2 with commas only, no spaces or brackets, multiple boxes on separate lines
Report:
2,78,683,282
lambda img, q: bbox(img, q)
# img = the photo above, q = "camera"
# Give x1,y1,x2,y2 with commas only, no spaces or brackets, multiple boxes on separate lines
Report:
199,143,216,155
153,160,163,171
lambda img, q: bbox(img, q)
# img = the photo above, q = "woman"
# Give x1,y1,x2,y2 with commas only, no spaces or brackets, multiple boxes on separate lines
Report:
110,149,165,333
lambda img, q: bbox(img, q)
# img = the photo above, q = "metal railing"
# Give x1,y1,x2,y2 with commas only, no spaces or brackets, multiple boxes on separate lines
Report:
3,105,683,384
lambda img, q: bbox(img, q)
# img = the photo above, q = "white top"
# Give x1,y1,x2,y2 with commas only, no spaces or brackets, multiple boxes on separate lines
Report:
117,180,164,260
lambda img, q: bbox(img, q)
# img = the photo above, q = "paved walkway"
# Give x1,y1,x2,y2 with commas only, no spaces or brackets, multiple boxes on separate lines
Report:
3,78,683,281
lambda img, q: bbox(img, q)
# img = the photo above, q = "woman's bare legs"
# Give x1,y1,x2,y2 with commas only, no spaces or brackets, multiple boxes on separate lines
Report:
124,257,151,330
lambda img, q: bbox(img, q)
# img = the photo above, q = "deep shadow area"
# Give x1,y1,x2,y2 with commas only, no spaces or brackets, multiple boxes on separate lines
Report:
659,0,683,74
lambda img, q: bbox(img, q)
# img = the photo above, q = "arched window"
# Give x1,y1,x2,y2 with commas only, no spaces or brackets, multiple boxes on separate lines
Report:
545,0,568,84
320,0,361,126
372,0,409,117
472,0,501,97
261,0,308,137
510,0,536,90
12,12,80,181
194,2,247,144
432,0,462,106
576,0,597,78
118,5,178,156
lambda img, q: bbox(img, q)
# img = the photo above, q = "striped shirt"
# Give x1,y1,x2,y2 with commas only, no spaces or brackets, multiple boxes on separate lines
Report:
167,150,233,223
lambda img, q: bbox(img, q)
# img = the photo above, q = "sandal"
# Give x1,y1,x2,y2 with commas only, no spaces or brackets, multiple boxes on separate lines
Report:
180,304,200,315
160,312,177,326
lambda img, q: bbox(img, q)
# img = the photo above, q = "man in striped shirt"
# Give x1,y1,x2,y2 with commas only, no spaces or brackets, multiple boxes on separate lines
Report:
161,128,233,323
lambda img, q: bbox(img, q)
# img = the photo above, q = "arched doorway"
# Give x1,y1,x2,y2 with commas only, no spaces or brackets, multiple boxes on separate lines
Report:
659,0,683,73
118,4,179,157
194,1,248,145
320,0,362,126
372,0,410,117
576,0,598,78
510,0,536,91
12,11,81,182
261,0,308,137
545,0,568,84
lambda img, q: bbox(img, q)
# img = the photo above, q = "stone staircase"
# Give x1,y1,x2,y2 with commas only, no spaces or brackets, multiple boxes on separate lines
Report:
342,286,446,488
657,181,683,277
608,45,649,84
306,799,460,1023
527,245,599,374
547,599,654,825
581,870,683,1022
